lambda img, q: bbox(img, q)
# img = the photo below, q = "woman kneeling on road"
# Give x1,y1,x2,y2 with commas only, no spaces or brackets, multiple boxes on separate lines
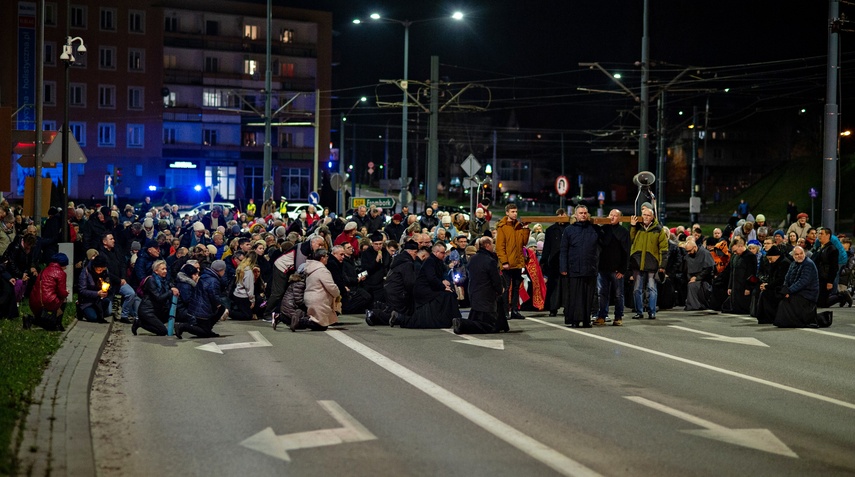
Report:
133,260,178,336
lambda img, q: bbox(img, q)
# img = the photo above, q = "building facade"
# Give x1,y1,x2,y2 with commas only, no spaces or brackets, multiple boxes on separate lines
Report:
1,0,331,207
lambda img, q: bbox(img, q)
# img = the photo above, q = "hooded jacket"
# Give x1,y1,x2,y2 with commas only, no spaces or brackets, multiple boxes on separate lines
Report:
629,219,669,272
495,215,530,269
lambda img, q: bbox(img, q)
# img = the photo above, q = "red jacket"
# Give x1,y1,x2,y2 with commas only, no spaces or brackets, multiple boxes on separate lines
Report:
30,262,69,314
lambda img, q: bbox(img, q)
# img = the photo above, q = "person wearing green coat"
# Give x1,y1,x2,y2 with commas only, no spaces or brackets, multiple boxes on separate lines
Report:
629,206,669,319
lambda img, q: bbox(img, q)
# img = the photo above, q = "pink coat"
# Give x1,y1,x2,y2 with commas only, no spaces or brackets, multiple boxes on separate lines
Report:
303,260,340,326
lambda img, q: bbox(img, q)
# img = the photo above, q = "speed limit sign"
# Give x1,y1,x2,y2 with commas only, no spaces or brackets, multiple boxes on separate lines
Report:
555,175,569,197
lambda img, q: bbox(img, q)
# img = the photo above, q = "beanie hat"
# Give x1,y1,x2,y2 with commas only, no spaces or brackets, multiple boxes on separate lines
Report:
131,241,142,251
181,263,199,276
51,253,69,267
86,249,99,260
392,214,403,222
344,221,357,231
756,214,766,222
210,260,227,272
193,221,205,232
766,246,782,257
773,229,786,238
92,255,108,268
206,244,218,255
143,217,154,228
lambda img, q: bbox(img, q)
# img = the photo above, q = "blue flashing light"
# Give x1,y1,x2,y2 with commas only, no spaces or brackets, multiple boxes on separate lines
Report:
148,185,157,191
194,185,202,192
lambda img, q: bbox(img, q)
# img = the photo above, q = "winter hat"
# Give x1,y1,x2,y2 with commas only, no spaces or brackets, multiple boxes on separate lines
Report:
51,253,69,267
92,255,108,268
210,260,227,272
766,246,782,257
86,249,99,260
344,221,357,231
403,240,419,251
206,244,218,255
181,263,199,276
193,221,205,232
143,217,154,228
756,214,766,223
773,229,786,238
392,214,403,222
370,232,384,242
747,239,761,247
131,241,142,251
797,213,808,220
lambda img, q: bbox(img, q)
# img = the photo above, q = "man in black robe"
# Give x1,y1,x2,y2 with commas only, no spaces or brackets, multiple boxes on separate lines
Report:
453,236,507,334
756,245,791,323
540,208,568,317
726,237,756,314
683,239,714,311
365,240,418,326
391,242,461,328
559,205,601,328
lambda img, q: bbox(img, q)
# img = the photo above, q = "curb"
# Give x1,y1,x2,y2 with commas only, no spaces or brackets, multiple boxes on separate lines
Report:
16,318,113,477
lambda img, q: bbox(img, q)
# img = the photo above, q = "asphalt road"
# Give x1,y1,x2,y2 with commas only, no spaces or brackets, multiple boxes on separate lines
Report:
93,307,855,476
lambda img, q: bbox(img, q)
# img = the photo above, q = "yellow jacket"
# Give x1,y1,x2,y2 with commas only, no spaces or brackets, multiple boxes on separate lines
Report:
495,216,530,269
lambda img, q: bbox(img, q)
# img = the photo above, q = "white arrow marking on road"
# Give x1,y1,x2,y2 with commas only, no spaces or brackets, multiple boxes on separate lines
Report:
195,330,272,354
668,325,769,347
239,400,376,461
443,329,505,350
625,396,798,458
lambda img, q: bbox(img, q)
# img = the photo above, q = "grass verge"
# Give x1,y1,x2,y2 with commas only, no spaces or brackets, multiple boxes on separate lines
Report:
0,302,75,476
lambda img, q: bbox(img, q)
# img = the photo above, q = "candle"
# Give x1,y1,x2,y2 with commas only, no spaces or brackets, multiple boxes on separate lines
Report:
101,281,110,292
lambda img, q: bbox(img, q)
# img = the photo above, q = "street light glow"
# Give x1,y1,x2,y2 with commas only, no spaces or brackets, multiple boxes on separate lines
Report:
352,19,361,24
370,13,381,20
841,130,852,137
613,73,622,79
452,11,464,20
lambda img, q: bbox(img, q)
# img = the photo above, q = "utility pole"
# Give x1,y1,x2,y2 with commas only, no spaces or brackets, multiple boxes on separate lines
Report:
690,106,699,225
262,0,273,203
822,0,840,229
425,56,440,204
639,0,650,172
656,92,666,224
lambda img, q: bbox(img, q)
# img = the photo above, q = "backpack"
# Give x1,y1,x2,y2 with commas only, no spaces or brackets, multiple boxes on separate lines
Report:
136,275,151,297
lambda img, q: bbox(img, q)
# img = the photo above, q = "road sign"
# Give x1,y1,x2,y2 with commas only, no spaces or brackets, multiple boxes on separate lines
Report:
308,191,320,205
350,197,397,209
461,155,481,177
367,161,375,168
597,191,606,202
330,173,345,191
809,187,818,199
463,177,478,189
367,168,374,175
402,190,413,206
555,175,569,196
104,175,114,196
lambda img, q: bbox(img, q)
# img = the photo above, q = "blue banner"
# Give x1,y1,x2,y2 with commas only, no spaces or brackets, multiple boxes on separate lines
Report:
17,2,36,131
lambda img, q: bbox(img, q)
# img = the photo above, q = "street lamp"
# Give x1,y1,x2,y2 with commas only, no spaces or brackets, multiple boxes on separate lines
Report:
60,35,86,242
836,130,851,225
353,11,464,212
340,97,366,213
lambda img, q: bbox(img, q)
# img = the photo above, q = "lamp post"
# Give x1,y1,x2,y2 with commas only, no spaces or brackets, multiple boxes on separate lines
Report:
353,11,464,212
836,130,851,226
339,97,366,213
59,35,86,242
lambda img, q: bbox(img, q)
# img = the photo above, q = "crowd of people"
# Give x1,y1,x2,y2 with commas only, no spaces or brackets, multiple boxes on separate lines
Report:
2,195,849,335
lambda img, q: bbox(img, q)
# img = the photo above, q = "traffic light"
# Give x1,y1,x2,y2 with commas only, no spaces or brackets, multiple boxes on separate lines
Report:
115,167,122,186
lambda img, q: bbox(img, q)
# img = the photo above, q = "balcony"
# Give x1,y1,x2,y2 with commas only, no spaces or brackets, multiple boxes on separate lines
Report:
164,68,316,91
164,32,317,58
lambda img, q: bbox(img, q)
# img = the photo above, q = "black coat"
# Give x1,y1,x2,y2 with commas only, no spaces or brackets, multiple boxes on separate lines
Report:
361,247,391,290
384,222,407,243
539,222,567,277
413,254,447,305
99,245,128,293
467,248,503,313
138,274,173,323
598,223,630,273
384,252,417,313
559,220,601,278
327,257,348,295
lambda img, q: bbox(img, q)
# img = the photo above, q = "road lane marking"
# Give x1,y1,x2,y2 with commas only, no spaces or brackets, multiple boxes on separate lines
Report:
442,329,505,350
240,400,376,461
667,325,769,347
625,396,798,458
196,331,272,354
527,317,855,411
720,313,855,340
327,330,603,477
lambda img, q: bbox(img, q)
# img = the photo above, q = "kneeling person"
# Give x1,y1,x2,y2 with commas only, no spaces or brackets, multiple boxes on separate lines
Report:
453,237,507,334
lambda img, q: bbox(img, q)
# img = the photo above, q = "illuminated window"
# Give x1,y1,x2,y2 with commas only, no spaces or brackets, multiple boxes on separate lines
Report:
244,25,257,39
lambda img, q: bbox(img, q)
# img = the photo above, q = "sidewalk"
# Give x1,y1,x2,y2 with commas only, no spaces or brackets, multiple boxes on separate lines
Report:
16,320,112,477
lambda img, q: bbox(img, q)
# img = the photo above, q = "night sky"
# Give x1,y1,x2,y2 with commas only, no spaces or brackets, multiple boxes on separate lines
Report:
278,0,835,120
